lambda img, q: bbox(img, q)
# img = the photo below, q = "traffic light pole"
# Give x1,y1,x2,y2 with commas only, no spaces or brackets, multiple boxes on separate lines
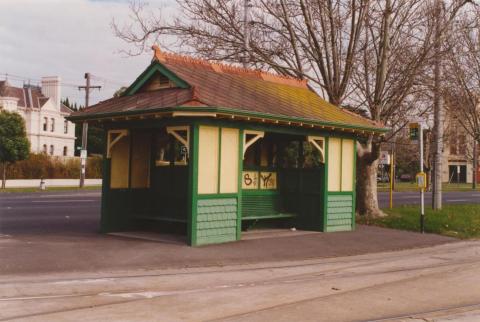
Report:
420,123,425,234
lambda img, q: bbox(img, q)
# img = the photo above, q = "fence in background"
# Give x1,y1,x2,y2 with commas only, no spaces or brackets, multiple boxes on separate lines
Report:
4,179,102,188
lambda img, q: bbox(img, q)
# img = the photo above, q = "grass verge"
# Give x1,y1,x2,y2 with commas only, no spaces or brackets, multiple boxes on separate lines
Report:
0,186,101,193
358,204,480,239
377,182,480,192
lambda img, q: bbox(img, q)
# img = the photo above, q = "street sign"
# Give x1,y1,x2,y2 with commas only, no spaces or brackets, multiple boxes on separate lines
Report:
80,149,87,159
379,151,391,165
416,172,427,190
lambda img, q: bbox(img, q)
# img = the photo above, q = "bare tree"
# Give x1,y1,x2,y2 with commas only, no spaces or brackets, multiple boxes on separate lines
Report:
347,0,470,217
113,0,368,105
114,0,471,217
443,8,480,188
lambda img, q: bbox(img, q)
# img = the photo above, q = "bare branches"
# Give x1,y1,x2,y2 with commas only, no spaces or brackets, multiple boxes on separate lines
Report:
444,7,480,144
113,0,368,106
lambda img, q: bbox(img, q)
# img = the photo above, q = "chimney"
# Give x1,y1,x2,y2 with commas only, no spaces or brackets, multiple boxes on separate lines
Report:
41,76,61,110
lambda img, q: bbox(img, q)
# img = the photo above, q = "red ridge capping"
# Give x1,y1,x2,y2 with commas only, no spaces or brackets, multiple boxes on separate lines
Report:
151,45,308,89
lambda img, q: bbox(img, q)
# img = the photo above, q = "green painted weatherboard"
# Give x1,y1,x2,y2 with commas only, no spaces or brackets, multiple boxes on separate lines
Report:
196,197,238,245
326,194,354,232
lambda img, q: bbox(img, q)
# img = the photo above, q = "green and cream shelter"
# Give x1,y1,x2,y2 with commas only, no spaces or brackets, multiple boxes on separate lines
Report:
69,46,387,246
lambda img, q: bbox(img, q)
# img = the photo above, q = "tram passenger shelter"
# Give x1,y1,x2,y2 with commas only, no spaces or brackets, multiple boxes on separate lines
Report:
69,46,387,246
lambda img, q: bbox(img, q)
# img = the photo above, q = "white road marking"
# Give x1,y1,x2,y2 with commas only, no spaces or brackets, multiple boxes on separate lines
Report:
31,200,94,203
52,278,116,285
38,193,100,198
446,199,468,202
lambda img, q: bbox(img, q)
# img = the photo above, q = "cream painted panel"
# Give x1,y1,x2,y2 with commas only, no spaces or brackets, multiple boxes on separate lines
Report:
328,137,341,192
198,126,219,194
110,136,130,189
220,128,239,193
131,132,151,188
341,139,354,191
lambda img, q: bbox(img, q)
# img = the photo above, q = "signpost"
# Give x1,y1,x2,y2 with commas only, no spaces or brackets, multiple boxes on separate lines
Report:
411,121,426,233
380,151,394,209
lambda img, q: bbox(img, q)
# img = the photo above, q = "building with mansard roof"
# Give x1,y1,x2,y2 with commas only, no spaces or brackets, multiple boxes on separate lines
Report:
0,77,75,157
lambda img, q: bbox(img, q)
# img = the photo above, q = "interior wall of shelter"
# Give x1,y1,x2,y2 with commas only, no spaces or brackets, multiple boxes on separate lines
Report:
131,131,151,189
110,134,130,189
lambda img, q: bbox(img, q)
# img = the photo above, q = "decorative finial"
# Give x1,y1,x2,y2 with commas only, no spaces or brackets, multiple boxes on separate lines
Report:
151,45,166,62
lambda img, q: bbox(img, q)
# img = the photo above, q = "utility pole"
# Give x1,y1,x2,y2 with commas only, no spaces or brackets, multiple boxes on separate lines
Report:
78,73,101,188
243,0,251,68
473,139,477,190
432,0,444,210
389,139,396,209
419,122,425,233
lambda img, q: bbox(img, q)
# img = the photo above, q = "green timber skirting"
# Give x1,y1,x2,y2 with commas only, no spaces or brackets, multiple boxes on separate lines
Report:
196,197,238,245
326,194,354,232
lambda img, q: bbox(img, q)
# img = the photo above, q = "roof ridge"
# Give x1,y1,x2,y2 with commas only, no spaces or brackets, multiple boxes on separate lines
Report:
151,45,307,89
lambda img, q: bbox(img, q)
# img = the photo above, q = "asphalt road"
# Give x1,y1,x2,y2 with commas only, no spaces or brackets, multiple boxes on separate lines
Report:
378,190,480,208
0,189,479,236
0,190,100,235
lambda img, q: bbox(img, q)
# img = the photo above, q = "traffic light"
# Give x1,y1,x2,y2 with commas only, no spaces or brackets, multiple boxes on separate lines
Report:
409,123,419,140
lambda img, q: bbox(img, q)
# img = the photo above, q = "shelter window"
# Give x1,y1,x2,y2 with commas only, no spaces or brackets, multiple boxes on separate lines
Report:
154,126,189,166
242,133,278,190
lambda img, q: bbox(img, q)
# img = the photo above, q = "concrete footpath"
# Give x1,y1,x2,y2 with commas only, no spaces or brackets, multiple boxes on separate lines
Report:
1,240,479,321
0,225,455,276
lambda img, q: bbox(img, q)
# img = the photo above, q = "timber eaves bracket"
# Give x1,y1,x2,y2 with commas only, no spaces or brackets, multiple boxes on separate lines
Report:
166,126,190,154
307,136,325,163
243,130,264,158
107,129,129,158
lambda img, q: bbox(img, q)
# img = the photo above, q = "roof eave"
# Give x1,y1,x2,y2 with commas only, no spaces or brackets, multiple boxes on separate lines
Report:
67,105,388,134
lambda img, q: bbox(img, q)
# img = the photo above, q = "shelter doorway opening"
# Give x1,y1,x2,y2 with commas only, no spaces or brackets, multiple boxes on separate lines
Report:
104,126,190,240
241,132,325,232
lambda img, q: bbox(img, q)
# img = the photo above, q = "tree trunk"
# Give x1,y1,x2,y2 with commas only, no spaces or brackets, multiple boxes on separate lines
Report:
356,141,385,218
1,163,6,189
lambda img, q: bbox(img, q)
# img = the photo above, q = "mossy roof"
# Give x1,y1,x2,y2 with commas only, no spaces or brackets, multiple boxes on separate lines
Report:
70,46,386,133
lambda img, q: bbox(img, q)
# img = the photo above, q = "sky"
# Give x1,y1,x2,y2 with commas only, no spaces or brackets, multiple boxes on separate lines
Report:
0,0,178,106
